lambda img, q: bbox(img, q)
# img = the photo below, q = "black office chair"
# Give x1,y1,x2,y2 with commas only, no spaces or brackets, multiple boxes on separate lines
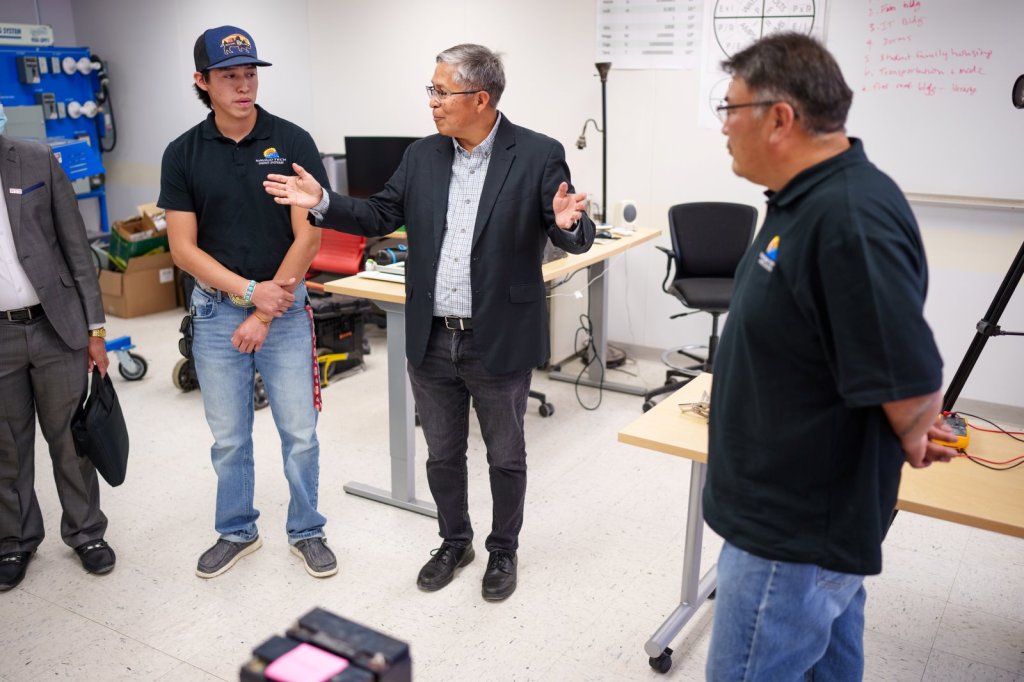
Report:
641,202,757,412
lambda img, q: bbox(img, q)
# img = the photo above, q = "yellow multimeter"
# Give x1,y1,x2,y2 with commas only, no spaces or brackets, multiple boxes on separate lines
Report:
932,414,969,450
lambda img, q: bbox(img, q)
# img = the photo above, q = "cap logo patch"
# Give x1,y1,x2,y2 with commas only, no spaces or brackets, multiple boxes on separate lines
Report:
220,33,253,56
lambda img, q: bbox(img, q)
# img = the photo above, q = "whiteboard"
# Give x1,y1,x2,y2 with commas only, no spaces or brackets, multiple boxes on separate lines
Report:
826,0,1024,203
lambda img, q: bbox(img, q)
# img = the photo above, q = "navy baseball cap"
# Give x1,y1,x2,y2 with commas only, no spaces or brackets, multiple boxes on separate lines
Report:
194,25,272,71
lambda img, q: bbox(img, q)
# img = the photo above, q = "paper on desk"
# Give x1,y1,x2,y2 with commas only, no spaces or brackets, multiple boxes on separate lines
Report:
356,270,405,284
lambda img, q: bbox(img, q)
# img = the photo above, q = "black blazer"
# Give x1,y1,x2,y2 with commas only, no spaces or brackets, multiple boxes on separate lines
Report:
320,115,596,374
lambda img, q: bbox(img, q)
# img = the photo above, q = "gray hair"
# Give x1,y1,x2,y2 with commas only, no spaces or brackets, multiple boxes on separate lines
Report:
436,44,505,106
722,32,852,135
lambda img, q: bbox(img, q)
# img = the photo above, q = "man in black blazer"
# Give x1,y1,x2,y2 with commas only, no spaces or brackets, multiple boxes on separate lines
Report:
265,43,595,600
0,114,116,591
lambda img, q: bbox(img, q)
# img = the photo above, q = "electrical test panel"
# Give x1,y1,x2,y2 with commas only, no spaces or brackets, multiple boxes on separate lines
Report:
0,24,114,231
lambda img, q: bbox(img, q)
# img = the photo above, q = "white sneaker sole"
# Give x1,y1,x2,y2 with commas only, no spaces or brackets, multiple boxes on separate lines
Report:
290,544,338,578
195,536,263,579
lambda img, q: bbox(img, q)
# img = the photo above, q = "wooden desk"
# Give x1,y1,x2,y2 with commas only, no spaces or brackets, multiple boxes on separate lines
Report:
326,227,661,516
897,427,1024,538
618,374,1024,671
546,228,661,395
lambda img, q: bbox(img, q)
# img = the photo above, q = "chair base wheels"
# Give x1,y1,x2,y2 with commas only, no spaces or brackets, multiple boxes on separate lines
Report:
529,390,553,418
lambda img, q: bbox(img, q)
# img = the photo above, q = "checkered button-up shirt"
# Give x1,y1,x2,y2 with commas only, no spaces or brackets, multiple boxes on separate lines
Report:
433,114,502,318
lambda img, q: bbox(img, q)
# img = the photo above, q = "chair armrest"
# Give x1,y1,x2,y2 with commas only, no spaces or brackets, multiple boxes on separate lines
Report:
655,246,675,293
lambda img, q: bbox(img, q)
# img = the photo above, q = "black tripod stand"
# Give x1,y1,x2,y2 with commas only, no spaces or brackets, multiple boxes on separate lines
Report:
942,237,1024,411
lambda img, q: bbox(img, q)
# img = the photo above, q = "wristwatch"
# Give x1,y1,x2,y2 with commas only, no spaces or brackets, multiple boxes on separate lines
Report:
89,327,107,338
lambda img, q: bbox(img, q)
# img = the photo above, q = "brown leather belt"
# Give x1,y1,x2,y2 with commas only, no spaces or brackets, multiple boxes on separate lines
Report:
1,303,45,322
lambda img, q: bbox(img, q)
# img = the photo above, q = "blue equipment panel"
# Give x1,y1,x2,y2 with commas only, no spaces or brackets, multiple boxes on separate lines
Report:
49,138,103,180
0,44,108,230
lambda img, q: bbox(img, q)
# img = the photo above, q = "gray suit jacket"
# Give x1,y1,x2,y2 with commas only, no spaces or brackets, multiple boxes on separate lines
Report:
1,135,104,349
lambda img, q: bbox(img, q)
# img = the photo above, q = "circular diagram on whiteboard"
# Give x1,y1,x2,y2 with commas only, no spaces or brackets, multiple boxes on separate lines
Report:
713,1,817,59
708,77,732,120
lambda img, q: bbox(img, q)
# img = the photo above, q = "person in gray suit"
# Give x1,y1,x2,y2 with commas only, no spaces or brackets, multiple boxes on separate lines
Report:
264,44,595,601
0,103,116,592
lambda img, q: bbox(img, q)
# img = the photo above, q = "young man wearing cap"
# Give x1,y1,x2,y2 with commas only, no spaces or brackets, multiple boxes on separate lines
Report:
158,25,336,580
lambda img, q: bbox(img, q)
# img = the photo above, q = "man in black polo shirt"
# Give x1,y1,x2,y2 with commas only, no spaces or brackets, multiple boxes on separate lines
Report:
158,25,336,580
703,33,957,680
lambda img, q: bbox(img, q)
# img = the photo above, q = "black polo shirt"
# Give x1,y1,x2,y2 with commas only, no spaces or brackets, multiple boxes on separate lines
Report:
158,105,329,281
702,139,942,576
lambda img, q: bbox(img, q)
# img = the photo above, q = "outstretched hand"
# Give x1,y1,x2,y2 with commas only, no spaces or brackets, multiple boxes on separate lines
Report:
264,163,323,209
553,182,588,230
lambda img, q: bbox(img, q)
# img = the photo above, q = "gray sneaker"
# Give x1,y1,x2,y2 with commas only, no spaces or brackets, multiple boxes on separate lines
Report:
195,536,262,579
290,537,338,578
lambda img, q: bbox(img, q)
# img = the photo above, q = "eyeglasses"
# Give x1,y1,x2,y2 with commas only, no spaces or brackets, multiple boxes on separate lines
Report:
714,100,779,123
425,85,482,102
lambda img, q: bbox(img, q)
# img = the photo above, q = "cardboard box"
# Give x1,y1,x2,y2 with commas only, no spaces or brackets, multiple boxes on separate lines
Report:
137,201,167,233
99,252,178,318
109,217,168,270
108,202,169,270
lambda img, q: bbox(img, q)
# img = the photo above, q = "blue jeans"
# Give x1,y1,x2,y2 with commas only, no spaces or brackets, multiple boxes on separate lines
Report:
707,542,866,682
191,284,325,544
407,319,533,552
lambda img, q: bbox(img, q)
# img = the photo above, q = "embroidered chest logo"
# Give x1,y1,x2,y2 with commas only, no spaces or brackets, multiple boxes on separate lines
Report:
758,235,779,273
256,147,285,166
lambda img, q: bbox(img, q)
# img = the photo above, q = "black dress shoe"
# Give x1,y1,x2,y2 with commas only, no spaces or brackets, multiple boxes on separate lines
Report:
74,539,116,575
416,542,474,591
0,551,33,592
482,550,517,601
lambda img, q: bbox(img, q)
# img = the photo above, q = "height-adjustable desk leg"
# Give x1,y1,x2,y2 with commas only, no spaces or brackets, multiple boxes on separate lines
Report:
644,460,717,664
342,300,437,517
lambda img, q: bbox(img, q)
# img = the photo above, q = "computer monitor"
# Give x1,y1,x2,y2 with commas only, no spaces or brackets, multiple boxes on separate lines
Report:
343,136,419,198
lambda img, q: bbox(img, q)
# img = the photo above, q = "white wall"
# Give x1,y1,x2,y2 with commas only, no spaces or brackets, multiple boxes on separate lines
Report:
6,0,1020,408
305,0,767,371
66,0,318,226
0,0,76,43
917,204,1023,408
306,0,1023,408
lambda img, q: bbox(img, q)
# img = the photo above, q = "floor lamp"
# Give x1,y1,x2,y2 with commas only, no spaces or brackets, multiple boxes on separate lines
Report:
574,63,625,369
577,62,611,222
596,62,611,223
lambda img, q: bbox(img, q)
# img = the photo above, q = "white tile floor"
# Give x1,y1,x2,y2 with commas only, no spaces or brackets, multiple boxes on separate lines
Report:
3,306,1023,681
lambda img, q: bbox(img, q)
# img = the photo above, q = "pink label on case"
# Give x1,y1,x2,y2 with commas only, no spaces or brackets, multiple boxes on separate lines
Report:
265,642,349,682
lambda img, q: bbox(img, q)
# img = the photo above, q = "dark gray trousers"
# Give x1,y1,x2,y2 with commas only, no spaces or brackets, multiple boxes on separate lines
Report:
407,319,532,553
0,316,107,554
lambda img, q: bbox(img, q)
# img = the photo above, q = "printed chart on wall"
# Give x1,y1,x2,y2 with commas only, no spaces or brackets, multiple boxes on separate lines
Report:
698,1,825,128
596,0,704,70
828,0,1023,203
